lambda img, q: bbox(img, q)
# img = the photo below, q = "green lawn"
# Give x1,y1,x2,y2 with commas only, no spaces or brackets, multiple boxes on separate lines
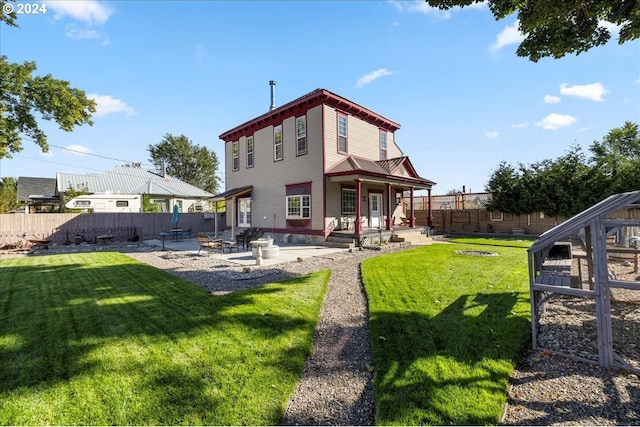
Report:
0,252,329,425
362,240,531,425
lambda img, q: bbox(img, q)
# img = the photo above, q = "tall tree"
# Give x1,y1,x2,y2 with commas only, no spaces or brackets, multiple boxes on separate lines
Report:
148,133,220,194
0,1,96,158
589,121,640,193
485,122,639,216
425,0,639,61
0,176,19,213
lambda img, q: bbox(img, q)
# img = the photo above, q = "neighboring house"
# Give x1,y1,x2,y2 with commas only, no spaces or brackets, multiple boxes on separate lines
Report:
57,165,213,213
214,88,435,243
17,177,60,213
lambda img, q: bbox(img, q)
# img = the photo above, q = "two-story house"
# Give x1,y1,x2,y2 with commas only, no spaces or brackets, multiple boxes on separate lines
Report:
214,88,435,244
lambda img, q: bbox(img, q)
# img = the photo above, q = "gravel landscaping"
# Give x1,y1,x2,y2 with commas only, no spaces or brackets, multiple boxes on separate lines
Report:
4,240,639,425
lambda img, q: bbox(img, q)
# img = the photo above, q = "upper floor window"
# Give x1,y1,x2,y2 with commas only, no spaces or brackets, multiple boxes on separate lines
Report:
380,130,387,160
232,141,239,171
246,136,254,168
337,114,347,153
342,188,356,214
296,116,307,156
274,125,283,161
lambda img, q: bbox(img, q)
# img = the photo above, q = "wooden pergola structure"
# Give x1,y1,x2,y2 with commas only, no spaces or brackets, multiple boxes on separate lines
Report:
528,190,640,373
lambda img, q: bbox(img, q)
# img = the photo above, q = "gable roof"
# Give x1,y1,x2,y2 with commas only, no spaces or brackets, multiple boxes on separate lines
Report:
219,88,401,142
326,155,436,188
17,177,58,202
56,166,213,198
528,190,640,254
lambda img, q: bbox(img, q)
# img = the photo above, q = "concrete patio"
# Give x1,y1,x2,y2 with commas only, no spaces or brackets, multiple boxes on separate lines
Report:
144,232,352,267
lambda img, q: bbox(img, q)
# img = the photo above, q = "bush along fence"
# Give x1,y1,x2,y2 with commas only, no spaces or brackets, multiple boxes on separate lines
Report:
0,212,226,247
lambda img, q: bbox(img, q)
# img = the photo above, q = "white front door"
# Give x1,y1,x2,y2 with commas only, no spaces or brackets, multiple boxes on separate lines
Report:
238,197,251,227
369,193,382,228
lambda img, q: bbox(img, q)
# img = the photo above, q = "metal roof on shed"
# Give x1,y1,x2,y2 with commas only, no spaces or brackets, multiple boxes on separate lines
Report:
56,166,213,198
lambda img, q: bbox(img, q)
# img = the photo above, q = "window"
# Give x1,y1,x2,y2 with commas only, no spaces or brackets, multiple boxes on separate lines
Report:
380,130,387,160
286,195,310,219
238,197,251,226
246,136,254,168
337,114,347,153
274,125,283,161
296,116,307,155
115,200,129,207
286,182,311,220
232,141,239,171
342,188,356,214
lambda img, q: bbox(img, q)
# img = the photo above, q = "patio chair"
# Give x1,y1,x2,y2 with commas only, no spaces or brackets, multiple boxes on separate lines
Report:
195,233,223,255
235,227,259,250
247,230,265,246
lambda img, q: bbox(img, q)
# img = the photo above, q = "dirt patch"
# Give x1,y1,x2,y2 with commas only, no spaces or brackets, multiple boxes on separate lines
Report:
454,250,499,257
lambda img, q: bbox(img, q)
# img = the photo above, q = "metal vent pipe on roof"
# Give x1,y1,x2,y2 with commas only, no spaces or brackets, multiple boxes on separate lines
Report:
269,80,276,111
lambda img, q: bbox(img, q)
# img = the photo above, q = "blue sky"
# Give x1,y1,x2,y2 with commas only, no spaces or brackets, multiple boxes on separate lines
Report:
1,0,638,194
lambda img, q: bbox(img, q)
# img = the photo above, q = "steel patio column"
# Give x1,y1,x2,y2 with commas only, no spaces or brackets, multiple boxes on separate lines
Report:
355,179,362,234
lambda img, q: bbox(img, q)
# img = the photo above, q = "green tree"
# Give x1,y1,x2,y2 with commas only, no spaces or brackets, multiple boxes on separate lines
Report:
0,1,96,158
425,0,639,61
61,183,90,213
590,121,640,194
485,123,639,217
148,133,220,194
142,193,161,213
0,176,19,213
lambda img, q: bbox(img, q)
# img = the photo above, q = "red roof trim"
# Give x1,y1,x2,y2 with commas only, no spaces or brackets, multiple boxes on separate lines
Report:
219,88,401,142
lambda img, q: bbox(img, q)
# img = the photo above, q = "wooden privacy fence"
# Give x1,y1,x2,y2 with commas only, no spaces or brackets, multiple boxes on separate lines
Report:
0,212,225,246
411,208,640,235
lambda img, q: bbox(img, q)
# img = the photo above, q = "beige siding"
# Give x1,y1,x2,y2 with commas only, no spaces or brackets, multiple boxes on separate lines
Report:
323,105,404,170
386,131,403,158
225,106,325,231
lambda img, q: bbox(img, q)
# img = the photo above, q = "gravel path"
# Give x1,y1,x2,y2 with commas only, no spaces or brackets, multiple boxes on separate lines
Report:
8,240,639,425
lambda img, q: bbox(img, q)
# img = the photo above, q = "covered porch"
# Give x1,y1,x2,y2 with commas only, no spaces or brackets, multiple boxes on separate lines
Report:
325,155,435,237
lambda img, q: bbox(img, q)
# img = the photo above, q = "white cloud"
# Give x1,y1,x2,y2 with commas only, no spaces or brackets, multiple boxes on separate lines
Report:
88,94,136,116
535,113,577,130
484,131,499,139
65,25,100,41
45,0,113,25
63,145,92,156
511,122,529,129
544,94,561,104
356,68,395,88
387,1,452,19
490,21,525,53
559,82,609,102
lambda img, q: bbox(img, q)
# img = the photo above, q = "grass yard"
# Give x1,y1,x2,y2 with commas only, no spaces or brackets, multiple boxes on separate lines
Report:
362,239,531,425
0,252,329,425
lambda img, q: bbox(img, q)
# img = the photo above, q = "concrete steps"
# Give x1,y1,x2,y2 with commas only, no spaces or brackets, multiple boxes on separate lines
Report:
324,233,356,249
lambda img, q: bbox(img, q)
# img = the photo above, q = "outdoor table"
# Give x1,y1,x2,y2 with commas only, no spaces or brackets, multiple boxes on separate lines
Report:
222,241,238,253
97,234,114,244
169,228,183,241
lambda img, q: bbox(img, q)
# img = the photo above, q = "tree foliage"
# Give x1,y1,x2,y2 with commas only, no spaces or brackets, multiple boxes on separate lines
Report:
0,1,96,158
0,176,19,213
485,122,640,216
425,0,640,61
61,183,90,213
148,133,220,194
